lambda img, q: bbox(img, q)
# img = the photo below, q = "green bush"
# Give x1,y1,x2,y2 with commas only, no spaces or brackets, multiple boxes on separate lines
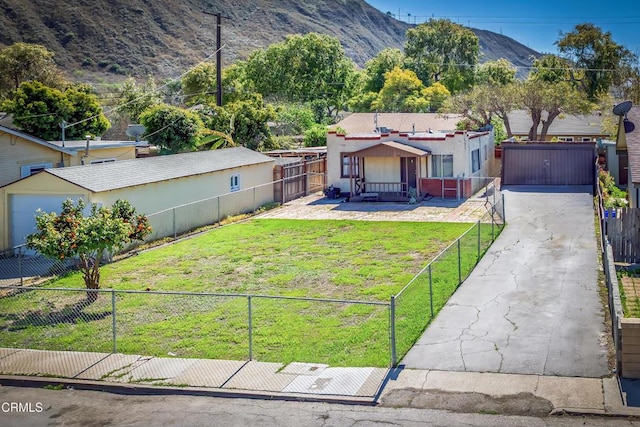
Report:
303,124,327,147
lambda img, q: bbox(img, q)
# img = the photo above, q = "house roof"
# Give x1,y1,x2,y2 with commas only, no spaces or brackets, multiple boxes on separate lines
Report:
349,141,431,157
335,113,463,135
507,110,608,137
625,107,640,184
0,124,76,155
42,147,274,192
48,139,146,151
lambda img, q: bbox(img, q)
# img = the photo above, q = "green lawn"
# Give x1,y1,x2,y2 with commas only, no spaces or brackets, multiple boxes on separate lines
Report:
0,219,499,367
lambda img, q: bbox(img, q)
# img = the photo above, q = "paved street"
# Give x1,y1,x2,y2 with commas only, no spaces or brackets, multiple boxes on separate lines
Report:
403,186,610,377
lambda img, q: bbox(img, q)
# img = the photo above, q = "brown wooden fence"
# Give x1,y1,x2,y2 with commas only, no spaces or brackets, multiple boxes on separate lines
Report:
604,207,640,264
273,158,326,203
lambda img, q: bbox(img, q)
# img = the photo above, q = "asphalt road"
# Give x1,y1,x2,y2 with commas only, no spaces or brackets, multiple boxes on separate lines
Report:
403,186,610,377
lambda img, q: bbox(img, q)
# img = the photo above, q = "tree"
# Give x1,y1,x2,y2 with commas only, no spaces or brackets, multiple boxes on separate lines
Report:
528,54,579,84
521,79,592,140
448,83,520,137
374,66,428,112
404,19,479,93
556,23,636,100
182,63,217,106
303,124,327,147
139,104,203,153
242,33,356,118
362,48,405,93
421,82,450,112
27,199,151,301
0,42,66,99
115,77,163,123
200,94,276,151
475,59,517,86
2,81,110,140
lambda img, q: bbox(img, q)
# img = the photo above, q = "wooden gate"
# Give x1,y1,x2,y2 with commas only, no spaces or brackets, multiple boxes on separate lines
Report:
273,158,326,203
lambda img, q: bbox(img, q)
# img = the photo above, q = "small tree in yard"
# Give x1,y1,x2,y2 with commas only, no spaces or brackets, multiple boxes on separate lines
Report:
27,199,151,302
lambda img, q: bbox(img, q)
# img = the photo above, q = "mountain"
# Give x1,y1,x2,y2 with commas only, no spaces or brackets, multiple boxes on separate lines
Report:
0,0,539,80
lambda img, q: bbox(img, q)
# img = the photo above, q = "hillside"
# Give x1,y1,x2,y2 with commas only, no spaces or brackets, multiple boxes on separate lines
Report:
0,0,539,80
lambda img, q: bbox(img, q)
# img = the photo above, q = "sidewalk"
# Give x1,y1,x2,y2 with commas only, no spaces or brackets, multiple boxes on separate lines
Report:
1,348,639,417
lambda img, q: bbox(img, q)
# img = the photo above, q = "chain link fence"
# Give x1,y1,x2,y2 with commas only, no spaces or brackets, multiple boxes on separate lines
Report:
1,178,505,369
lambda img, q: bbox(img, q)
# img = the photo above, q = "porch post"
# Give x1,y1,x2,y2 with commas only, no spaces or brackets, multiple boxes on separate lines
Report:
349,155,354,198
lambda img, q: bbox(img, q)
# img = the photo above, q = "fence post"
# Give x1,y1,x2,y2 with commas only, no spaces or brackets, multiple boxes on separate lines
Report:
428,264,433,318
111,290,117,353
248,295,253,361
457,238,462,285
18,245,23,287
217,197,221,227
172,208,177,240
491,206,495,242
477,220,481,262
390,296,397,367
502,193,506,222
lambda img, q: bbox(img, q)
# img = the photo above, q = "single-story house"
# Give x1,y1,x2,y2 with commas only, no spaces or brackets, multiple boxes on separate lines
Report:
507,110,609,142
0,124,142,188
327,113,494,201
0,147,275,251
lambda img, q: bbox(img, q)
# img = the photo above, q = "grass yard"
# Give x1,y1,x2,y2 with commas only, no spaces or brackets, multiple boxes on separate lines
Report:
0,218,499,367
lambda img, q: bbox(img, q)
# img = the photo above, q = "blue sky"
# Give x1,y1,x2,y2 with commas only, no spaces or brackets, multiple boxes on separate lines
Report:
365,0,640,57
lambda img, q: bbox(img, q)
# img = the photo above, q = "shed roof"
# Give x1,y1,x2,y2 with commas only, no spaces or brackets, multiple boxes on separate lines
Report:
336,113,463,134
349,141,431,157
626,107,640,184
43,147,274,192
507,110,608,136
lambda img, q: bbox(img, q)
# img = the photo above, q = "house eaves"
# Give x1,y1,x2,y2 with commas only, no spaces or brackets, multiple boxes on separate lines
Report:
349,140,430,157
0,124,76,156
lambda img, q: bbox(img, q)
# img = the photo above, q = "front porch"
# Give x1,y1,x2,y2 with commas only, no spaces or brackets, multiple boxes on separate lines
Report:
345,141,429,203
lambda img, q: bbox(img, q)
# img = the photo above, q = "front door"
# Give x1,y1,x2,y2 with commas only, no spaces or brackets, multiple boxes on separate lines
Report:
401,157,417,190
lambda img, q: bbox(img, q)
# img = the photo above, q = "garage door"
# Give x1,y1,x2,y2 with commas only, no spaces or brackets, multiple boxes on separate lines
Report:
10,195,83,251
501,143,596,186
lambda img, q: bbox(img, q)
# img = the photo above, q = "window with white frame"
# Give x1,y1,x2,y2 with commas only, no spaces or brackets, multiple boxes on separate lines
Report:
230,173,240,191
582,137,593,142
558,137,574,142
431,154,453,177
471,148,481,173
341,154,360,178
90,158,116,164
20,162,52,178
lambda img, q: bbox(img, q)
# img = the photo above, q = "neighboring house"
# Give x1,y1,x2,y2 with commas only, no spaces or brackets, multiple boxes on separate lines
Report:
0,124,141,188
620,106,640,207
327,113,493,201
0,147,275,251
335,112,464,135
507,110,609,142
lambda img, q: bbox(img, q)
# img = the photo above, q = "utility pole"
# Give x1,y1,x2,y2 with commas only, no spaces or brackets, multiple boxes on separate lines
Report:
204,11,223,107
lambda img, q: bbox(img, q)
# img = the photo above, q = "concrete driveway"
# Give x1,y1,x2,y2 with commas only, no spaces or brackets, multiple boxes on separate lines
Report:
402,186,610,378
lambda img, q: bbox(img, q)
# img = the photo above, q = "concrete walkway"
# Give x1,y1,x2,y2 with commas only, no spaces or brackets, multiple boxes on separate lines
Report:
402,186,610,377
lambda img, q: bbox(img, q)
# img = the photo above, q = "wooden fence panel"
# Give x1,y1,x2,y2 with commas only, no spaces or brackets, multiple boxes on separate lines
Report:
605,208,640,264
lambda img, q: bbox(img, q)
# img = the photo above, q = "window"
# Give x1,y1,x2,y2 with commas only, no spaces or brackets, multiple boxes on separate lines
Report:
341,154,360,178
20,162,52,178
582,137,593,142
471,149,481,173
90,158,116,164
230,173,240,192
432,154,453,177
558,137,574,142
